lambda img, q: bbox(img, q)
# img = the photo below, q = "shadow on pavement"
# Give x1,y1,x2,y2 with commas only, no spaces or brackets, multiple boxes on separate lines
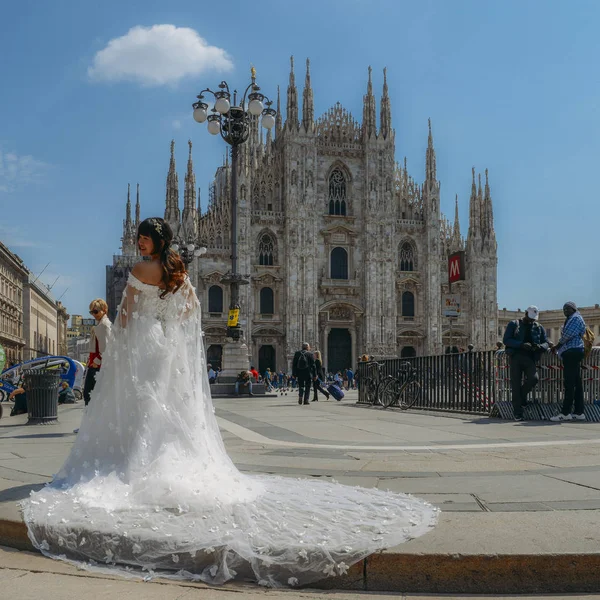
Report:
0,482,46,503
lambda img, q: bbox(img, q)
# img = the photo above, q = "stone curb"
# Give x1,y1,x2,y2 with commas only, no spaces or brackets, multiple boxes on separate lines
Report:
2,515,600,594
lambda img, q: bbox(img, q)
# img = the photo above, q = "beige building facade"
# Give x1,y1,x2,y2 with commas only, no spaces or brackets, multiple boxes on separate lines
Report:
0,242,27,365
23,274,59,360
498,305,600,346
56,301,70,356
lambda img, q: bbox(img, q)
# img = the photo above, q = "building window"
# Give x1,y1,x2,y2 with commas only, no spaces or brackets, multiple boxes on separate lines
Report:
258,234,275,266
328,169,347,216
208,285,223,313
260,287,274,315
399,242,415,271
402,291,415,317
331,247,349,280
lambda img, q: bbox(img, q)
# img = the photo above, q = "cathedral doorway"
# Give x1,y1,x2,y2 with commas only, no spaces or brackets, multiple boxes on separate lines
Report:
259,345,276,375
207,345,223,370
327,328,352,374
401,346,416,358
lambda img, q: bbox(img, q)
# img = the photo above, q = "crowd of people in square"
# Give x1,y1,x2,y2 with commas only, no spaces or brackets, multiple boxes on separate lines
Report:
207,343,356,403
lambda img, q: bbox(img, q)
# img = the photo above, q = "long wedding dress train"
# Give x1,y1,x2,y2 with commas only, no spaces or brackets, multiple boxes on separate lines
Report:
21,274,437,587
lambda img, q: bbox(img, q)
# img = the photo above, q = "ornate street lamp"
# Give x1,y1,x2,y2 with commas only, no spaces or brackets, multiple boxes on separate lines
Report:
192,67,275,339
171,227,206,266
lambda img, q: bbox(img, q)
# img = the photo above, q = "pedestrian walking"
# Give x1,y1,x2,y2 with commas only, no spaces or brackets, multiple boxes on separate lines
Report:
292,342,315,405
83,299,112,407
346,367,355,390
551,301,587,422
311,350,330,402
73,298,112,434
503,305,549,421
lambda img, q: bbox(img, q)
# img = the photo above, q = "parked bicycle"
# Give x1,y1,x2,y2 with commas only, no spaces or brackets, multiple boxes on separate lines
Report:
380,362,421,409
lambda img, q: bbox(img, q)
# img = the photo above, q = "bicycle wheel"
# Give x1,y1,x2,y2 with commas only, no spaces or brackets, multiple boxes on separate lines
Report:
399,380,421,410
380,377,401,408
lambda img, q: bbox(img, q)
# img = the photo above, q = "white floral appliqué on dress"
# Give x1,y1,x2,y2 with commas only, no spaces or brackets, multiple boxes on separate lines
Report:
21,273,437,587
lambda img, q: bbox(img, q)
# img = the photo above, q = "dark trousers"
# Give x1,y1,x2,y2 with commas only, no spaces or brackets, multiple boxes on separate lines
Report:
561,350,584,416
83,368,99,406
297,372,312,403
312,379,329,400
510,353,538,416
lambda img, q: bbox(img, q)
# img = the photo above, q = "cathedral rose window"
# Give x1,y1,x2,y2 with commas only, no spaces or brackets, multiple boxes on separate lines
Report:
328,169,347,216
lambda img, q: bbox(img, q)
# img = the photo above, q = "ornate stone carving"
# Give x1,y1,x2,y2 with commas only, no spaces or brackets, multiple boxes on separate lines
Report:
329,306,353,321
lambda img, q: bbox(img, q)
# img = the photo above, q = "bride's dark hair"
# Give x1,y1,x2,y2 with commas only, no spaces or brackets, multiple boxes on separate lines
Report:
137,218,186,298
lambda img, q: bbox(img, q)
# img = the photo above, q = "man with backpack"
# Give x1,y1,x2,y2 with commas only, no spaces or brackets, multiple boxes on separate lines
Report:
550,302,589,422
292,342,316,405
503,305,549,421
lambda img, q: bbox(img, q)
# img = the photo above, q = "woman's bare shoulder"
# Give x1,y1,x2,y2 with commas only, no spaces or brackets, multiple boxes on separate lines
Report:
132,261,163,285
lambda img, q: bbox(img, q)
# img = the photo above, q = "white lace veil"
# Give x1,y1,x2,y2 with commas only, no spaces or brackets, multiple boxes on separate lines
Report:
22,274,437,587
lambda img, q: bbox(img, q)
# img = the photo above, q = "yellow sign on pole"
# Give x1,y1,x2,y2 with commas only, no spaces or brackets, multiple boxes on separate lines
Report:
228,309,240,327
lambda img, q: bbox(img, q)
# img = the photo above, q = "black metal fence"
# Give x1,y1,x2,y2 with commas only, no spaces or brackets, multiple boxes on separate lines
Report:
357,351,495,415
357,348,600,420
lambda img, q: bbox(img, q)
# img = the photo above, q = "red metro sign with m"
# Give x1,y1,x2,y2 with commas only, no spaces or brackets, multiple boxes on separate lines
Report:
448,251,466,284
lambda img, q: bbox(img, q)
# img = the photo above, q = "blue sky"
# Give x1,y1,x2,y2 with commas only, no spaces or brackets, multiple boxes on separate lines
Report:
1,0,598,318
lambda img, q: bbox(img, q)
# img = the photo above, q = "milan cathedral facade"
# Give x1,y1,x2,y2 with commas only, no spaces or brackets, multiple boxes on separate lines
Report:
114,58,498,374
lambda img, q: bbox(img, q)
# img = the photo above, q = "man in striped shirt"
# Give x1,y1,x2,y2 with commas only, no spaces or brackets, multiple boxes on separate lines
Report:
550,301,586,422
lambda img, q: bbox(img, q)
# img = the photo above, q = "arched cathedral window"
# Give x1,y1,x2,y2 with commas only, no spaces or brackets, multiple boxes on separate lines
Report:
399,242,415,271
330,247,348,280
258,234,275,266
260,287,274,314
328,169,347,216
208,285,223,313
402,291,415,317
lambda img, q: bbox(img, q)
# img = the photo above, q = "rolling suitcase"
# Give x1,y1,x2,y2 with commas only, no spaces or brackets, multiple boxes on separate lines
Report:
327,384,345,401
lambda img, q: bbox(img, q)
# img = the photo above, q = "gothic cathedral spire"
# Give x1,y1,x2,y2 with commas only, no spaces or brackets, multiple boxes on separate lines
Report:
425,118,436,183
302,58,314,133
286,56,298,131
183,139,198,238
122,183,137,255
363,66,376,140
467,167,481,242
164,139,180,229
135,183,140,231
379,67,392,140
125,182,132,231
482,168,495,246
275,85,282,138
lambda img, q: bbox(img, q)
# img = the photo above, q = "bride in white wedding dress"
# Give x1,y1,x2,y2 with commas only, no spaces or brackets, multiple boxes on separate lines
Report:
22,218,437,587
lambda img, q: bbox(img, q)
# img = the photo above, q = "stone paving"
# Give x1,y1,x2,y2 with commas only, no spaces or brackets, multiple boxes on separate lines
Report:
1,391,600,593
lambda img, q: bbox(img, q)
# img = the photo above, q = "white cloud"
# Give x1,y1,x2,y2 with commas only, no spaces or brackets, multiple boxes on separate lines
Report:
88,24,233,87
0,148,48,193
172,119,182,130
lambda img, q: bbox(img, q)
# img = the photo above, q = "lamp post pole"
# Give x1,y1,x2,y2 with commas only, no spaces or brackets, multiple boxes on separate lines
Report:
192,67,276,377
192,67,276,340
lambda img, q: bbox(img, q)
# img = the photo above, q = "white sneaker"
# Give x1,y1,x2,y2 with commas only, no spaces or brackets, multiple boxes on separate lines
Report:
572,413,587,421
550,413,572,422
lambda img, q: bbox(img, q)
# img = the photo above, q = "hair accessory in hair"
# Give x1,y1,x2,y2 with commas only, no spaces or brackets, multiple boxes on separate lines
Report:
151,218,164,237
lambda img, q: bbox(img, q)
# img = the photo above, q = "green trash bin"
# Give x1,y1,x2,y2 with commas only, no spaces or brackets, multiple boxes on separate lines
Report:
24,369,60,425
